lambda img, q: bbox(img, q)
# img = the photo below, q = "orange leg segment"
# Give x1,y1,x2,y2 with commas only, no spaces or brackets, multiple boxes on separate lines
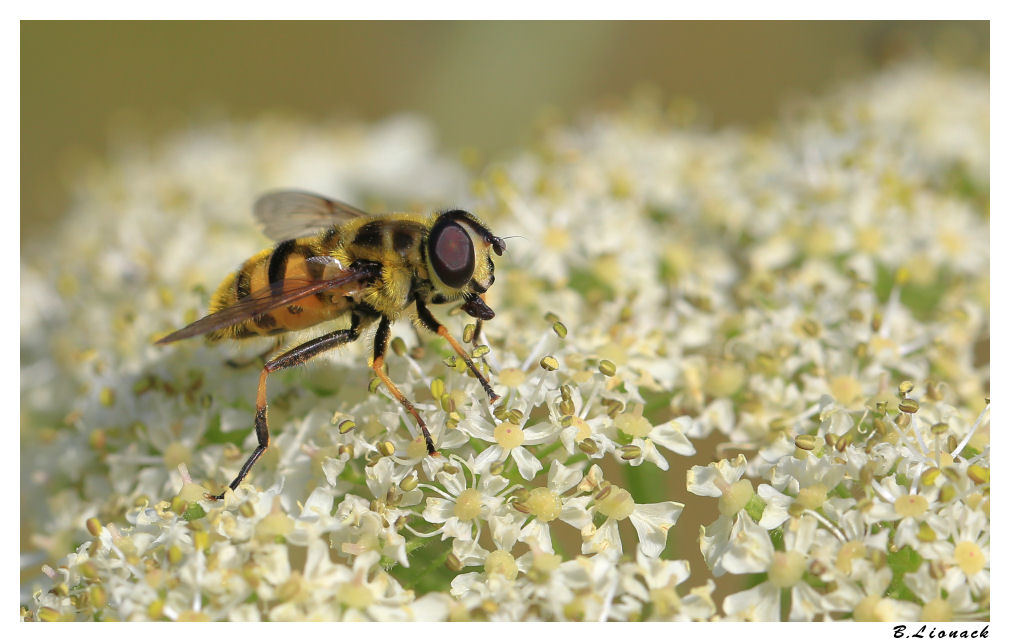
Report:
372,316,438,455
416,301,499,404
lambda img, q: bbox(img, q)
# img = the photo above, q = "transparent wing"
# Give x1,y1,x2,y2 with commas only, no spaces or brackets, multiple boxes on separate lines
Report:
156,265,377,344
253,190,371,241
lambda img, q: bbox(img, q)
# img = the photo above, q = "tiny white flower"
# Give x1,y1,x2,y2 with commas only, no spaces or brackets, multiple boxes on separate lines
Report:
567,472,682,558
419,455,510,541
824,565,920,622
719,514,825,621
464,414,556,480
903,564,979,621
921,503,990,597
517,459,585,552
613,409,696,470
625,550,716,621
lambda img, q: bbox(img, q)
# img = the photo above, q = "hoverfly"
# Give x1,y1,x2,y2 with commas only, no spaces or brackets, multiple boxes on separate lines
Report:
157,190,505,499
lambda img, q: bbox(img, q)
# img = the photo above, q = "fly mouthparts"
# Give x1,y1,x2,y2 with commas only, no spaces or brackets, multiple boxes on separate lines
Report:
461,297,495,320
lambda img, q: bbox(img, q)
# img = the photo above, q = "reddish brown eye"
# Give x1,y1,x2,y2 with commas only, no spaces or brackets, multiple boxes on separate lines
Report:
429,218,474,288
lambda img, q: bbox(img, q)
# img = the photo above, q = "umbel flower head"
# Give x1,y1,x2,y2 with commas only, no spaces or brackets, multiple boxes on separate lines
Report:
22,62,988,621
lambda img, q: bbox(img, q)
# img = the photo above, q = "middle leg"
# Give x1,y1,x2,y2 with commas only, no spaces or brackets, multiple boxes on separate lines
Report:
371,316,439,455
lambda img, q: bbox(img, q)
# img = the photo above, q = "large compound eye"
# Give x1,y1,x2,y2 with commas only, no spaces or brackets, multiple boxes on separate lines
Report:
429,217,475,288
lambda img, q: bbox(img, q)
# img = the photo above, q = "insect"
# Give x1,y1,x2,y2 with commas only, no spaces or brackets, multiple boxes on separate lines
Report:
157,190,506,499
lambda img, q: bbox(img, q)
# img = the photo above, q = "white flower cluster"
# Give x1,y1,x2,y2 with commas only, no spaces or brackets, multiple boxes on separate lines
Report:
22,63,988,621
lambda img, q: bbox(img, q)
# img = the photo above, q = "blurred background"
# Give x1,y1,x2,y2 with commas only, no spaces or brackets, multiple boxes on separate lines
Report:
22,21,987,246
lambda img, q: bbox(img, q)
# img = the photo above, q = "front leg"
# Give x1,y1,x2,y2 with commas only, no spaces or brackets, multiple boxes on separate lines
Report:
371,316,439,455
416,300,500,404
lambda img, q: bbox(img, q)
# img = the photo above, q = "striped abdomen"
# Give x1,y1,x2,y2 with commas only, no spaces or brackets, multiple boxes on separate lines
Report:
206,236,352,341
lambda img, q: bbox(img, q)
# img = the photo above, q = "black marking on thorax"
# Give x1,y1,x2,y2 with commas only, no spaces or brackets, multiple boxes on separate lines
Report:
353,221,384,247
393,228,415,252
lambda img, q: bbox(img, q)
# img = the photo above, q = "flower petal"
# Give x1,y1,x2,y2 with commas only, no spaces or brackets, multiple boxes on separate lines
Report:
756,484,790,529
522,420,558,443
547,459,583,494
723,582,780,621
471,444,504,475
686,454,748,497
511,446,544,480
585,518,623,556
518,520,553,553
629,501,684,557
650,418,697,456
422,497,456,524
719,513,774,575
559,495,593,529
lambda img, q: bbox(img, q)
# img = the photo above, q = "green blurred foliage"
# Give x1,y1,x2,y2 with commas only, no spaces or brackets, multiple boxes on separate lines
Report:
21,21,987,244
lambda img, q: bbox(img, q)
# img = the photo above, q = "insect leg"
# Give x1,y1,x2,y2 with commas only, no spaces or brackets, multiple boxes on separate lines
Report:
416,301,500,404
371,316,438,455
211,322,362,500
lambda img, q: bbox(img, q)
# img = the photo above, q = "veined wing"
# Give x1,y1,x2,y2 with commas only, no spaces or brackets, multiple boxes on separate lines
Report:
253,190,371,241
156,264,378,344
